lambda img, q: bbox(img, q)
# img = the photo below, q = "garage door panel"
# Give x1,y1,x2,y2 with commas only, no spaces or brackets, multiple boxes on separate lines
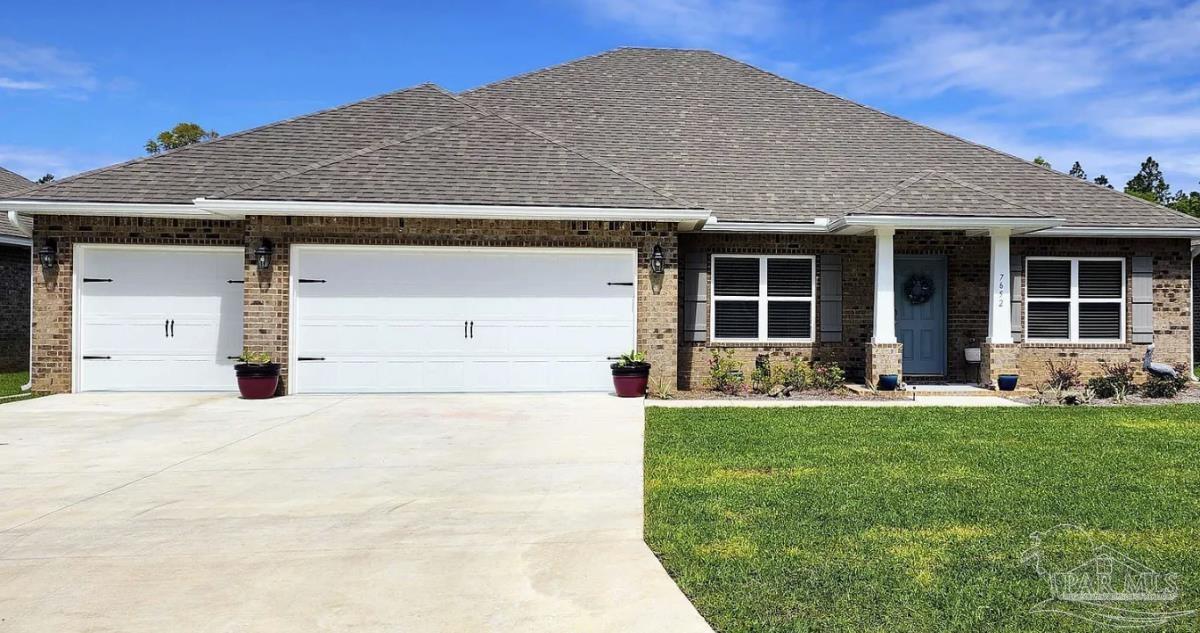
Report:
77,247,243,392
292,247,636,393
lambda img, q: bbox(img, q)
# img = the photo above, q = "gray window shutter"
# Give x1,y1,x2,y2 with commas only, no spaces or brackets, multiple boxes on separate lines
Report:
819,255,842,342
1131,256,1153,344
1010,258,1023,342
680,252,708,342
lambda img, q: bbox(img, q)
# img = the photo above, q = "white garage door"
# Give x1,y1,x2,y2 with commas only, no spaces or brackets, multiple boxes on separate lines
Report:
75,246,244,392
291,246,637,393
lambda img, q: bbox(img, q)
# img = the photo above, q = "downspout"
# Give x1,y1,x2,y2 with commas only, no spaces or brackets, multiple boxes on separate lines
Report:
7,211,33,392
1192,245,1199,382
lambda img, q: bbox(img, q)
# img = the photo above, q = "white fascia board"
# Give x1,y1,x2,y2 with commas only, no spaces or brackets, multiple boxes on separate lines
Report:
830,215,1065,233
0,235,31,247
1031,226,1200,238
193,198,712,223
702,216,830,233
0,199,221,219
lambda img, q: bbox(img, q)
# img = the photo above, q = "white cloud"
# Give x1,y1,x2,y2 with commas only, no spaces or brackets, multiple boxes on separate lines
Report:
0,38,98,95
572,0,786,46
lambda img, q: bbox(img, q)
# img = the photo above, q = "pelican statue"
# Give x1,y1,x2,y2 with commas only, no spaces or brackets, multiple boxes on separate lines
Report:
1143,344,1178,380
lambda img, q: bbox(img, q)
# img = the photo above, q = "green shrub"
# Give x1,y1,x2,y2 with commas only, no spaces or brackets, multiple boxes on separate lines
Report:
707,348,748,395
1088,360,1137,401
750,362,783,394
809,361,846,391
779,356,815,391
1142,376,1181,399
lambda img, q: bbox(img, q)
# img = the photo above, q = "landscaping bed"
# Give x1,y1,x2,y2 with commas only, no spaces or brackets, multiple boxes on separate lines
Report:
645,405,1200,632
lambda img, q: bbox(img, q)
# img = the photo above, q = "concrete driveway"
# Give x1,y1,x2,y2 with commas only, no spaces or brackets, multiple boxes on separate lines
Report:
0,393,711,632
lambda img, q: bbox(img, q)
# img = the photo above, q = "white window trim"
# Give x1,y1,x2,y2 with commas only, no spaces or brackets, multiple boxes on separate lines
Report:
1025,256,1126,344
710,254,816,343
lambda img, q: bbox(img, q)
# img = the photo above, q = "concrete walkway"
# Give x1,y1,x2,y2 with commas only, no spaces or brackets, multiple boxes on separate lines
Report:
0,393,711,632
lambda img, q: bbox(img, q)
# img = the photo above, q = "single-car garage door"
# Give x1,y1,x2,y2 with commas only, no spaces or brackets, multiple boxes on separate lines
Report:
291,246,636,393
75,245,244,392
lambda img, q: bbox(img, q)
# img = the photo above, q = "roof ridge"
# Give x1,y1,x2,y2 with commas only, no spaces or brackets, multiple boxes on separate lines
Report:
459,48,628,97
12,82,444,199
855,169,1049,216
701,50,1199,222
210,111,488,200
434,84,699,209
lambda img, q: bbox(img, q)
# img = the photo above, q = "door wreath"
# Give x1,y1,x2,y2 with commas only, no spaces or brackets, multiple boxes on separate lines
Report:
903,274,935,305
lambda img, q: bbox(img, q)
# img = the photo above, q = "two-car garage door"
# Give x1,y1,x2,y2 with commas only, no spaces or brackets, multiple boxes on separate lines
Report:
290,247,636,393
74,245,636,393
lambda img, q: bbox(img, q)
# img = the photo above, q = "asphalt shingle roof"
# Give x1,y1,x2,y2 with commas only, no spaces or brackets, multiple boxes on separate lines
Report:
9,47,1200,230
0,167,33,239
464,48,1200,228
854,170,1045,218
218,112,686,208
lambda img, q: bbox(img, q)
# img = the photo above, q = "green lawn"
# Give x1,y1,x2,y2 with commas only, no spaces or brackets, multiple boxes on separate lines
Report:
0,371,28,398
645,406,1200,632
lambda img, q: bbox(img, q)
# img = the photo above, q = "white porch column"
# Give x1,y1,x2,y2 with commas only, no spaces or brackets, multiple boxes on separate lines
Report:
988,228,1014,344
872,227,897,344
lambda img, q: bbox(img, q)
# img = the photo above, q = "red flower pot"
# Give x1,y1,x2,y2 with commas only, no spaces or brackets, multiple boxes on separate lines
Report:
611,362,651,398
235,363,280,399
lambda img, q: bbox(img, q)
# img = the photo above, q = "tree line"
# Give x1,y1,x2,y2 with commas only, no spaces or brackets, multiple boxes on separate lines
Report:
1033,155,1200,217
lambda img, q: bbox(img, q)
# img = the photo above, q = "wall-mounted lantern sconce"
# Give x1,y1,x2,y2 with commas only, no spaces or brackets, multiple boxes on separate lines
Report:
650,244,665,275
38,239,57,270
255,239,274,271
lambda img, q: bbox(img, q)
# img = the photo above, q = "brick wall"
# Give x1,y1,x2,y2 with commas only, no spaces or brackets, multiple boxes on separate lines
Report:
678,232,1192,390
245,216,678,394
1011,237,1193,386
30,216,244,393
0,245,30,372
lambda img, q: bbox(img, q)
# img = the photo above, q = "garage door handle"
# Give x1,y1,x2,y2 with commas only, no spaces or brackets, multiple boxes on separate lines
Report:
298,279,326,284
83,277,113,283
607,282,634,286
83,355,111,360
227,280,244,284
165,319,169,337
298,356,325,361
170,320,175,337
470,320,474,338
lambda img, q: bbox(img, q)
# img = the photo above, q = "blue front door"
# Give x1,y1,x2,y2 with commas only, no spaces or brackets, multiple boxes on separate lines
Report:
894,256,947,376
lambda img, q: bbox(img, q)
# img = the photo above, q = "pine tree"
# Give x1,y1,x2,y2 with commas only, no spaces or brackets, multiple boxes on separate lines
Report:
1068,161,1086,179
1124,156,1171,204
1093,175,1112,189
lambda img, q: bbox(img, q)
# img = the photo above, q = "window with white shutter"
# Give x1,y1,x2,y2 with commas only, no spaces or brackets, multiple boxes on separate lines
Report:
711,255,815,342
1025,257,1124,342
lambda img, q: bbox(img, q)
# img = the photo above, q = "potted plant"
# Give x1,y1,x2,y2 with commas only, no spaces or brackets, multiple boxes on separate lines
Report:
997,374,1019,391
235,349,281,399
611,350,651,397
876,374,900,391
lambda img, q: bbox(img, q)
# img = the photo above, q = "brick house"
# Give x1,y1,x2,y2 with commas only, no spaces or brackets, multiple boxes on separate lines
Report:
0,166,32,373
2,48,1197,395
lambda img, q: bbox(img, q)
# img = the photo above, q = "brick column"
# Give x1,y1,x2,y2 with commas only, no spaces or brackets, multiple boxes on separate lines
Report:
865,342,903,387
980,343,1019,388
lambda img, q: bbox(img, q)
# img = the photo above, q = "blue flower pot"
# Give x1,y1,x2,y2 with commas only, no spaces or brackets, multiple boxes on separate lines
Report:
877,374,899,391
997,374,1019,391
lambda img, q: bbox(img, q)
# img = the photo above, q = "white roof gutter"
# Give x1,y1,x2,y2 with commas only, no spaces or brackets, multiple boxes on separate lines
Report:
702,217,830,233
0,200,215,218
828,215,1065,234
1031,226,1200,238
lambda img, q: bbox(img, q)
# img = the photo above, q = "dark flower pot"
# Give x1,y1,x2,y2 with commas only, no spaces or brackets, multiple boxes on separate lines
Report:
997,374,1019,391
611,362,651,398
235,363,281,399
877,374,899,391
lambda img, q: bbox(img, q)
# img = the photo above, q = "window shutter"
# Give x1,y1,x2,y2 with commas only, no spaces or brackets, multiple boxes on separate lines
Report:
1010,258,1023,342
819,255,842,342
680,252,708,342
1132,256,1153,344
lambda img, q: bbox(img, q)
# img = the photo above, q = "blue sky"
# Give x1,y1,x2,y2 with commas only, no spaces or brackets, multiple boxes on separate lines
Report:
2,0,1199,192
